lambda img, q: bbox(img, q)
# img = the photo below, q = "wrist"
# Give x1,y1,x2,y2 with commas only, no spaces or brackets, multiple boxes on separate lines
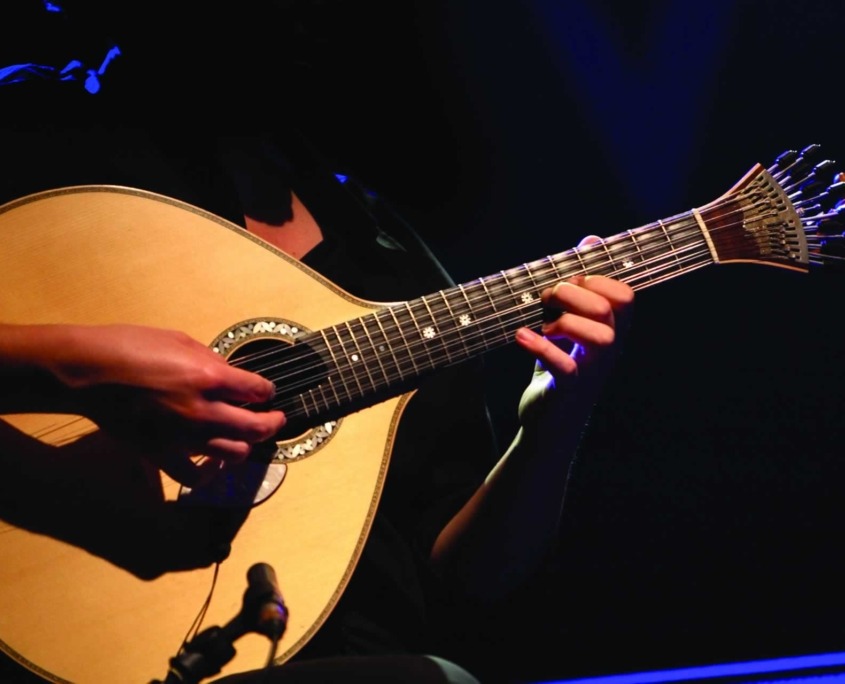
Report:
0,323,99,387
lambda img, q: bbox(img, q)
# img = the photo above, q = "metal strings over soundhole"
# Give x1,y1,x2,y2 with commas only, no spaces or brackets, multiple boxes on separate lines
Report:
211,319,340,463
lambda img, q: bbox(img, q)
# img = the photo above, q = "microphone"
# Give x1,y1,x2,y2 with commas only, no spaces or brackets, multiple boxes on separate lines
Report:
244,562,288,640
152,562,289,684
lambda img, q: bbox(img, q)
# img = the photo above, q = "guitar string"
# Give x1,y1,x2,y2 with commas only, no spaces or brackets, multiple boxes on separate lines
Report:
29,227,715,444
31,217,716,444
251,248,721,414
232,157,836,384
37,166,843,442
264,249,714,420
224,157,845,381
237,182,840,416
229,203,730,377
238,241,711,390
48,189,840,442
227,192,766,393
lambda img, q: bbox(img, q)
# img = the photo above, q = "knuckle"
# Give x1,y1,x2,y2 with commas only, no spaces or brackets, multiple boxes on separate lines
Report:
195,362,225,389
618,286,635,307
596,326,616,347
594,299,613,319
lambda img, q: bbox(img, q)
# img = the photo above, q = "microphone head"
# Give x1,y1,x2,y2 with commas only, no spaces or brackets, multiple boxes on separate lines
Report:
245,562,288,640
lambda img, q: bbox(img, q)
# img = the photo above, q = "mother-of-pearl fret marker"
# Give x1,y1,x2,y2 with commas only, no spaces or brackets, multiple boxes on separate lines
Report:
423,326,436,339
521,292,535,304
459,314,472,326
623,259,635,268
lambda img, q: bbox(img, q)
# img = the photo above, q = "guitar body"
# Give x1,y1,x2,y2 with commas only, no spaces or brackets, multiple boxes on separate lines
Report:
0,145,834,682
0,187,409,683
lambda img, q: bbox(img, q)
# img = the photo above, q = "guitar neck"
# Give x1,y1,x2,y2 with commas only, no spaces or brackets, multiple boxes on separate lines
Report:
257,157,827,431
314,209,714,390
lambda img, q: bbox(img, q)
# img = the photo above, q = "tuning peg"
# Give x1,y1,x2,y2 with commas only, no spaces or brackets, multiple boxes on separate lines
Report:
789,158,813,182
816,213,844,233
769,146,825,183
791,160,837,193
799,179,827,198
800,143,822,159
770,149,798,176
813,159,837,175
798,181,845,210
822,181,845,208
774,149,799,167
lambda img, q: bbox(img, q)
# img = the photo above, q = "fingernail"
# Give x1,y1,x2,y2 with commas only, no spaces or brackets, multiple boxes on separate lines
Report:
260,381,276,402
516,328,538,344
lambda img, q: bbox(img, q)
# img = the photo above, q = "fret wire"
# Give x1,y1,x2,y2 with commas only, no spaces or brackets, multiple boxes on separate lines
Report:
358,314,391,387
457,282,472,305
298,392,310,418
557,250,584,280
459,281,495,353
386,305,421,374
479,276,508,345
438,289,472,357
582,243,609,274
307,385,325,413
308,383,331,415
344,319,377,392
498,272,536,335
318,329,346,403
543,258,562,286
657,219,682,266
499,270,514,295
609,231,640,283
541,254,564,285
636,223,664,253
522,263,540,292
605,233,639,280
597,236,617,274
326,376,342,405
331,324,364,397
420,294,453,364
573,248,588,274
373,309,406,382
627,242,710,286
625,228,652,284
624,237,683,282
404,301,436,369
499,271,526,330
317,378,331,410
457,283,487,348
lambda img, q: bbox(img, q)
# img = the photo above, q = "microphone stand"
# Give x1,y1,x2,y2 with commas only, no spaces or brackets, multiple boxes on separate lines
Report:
152,563,288,684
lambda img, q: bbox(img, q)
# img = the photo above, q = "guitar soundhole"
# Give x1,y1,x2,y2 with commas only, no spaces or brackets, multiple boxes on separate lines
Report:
211,318,340,463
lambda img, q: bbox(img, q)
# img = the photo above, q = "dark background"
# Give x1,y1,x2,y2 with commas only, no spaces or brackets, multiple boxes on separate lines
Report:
4,1,845,682
311,1,845,682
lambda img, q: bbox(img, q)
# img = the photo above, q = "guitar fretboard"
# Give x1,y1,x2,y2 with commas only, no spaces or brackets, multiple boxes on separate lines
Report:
294,209,712,418
255,158,814,429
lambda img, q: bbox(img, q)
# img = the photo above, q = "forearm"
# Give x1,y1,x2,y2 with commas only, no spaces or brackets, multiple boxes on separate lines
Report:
0,324,84,412
431,396,595,603
433,272,633,603
0,323,97,373
0,322,285,485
